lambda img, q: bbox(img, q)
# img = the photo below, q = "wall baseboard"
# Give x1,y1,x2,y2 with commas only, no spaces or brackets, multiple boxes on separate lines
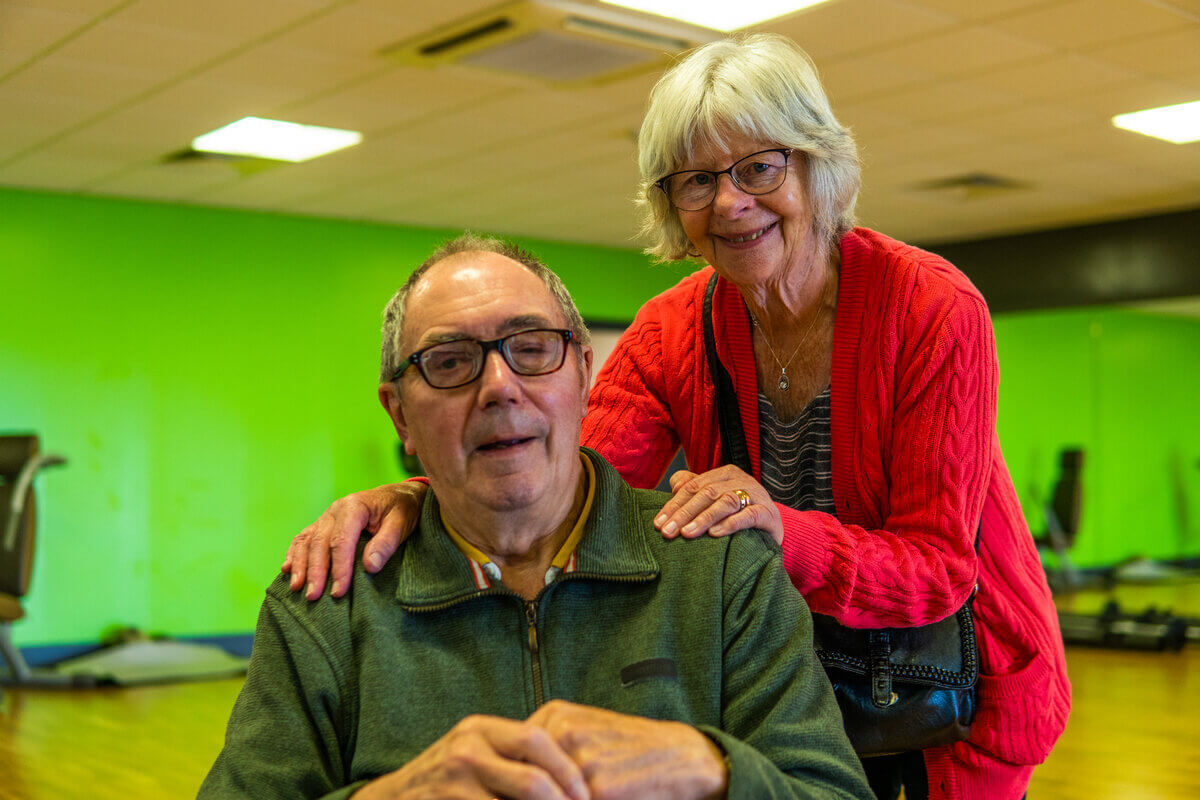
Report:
19,633,254,667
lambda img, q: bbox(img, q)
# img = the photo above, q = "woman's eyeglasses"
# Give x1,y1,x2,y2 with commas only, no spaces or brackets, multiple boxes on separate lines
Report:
656,148,792,211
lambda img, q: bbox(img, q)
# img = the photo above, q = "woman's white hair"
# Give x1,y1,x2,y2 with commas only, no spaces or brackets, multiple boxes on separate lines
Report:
637,33,861,262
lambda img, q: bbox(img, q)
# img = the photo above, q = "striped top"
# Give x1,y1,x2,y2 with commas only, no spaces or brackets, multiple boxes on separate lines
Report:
757,385,835,514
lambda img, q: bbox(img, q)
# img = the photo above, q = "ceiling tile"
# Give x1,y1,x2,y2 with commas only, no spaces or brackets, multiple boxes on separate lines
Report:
273,0,499,59
992,0,1192,50
1084,128,1200,175
125,74,322,122
491,128,637,173
281,64,507,134
191,152,381,207
348,0,501,31
11,1,135,13
388,171,644,247
0,150,124,188
364,130,638,225
868,133,1081,191
61,104,229,154
966,54,1140,100
282,185,405,220
0,55,166,146
270,5,430,59
26,130,156,165
197,42,381,103
0,2,98,72
947,101,1095,140
835,104,917,142
1160,0,1200,15
1087,25,1200,78
820,53,937,104
879,186,1122,245
864,78,1024,123
88,158,244,199
113,0,335,43
870,24,1053,78
901,0,1062,22
1064,77,1200,118
0,86,102,151
552,70,664,116
2,0,1198,251
47,17,231,75
1042,156,1197,197
360,92,605,165
768,0,957,61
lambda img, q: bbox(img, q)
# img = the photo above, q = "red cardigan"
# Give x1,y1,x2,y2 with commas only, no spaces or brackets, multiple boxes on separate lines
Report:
582,228,1070,800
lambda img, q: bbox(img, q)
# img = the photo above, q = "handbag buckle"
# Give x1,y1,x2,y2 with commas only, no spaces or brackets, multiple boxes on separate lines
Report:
868,631,895,708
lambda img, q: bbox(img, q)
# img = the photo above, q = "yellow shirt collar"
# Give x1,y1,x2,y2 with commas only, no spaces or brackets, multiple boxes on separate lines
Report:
442,453,596,588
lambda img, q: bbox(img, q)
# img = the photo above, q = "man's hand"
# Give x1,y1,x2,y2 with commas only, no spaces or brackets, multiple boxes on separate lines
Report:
282,481,428,600
354,714,590,800
528,701,727,800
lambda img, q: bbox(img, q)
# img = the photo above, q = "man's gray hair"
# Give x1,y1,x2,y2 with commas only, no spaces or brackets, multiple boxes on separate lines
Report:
379,233,591,383
636,33,861,262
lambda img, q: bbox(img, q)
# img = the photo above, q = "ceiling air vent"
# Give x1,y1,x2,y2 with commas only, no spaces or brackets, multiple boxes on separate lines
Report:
913,172,1031,201
160,148,285,176
380,0,717,87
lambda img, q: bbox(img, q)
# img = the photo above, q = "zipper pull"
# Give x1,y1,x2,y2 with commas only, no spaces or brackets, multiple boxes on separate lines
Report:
525,601,539,654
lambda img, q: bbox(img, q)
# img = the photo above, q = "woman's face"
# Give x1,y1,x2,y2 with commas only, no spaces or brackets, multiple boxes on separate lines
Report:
675,133,814,287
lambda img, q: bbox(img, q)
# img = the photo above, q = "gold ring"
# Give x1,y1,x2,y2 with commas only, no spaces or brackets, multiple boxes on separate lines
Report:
733,488,752,511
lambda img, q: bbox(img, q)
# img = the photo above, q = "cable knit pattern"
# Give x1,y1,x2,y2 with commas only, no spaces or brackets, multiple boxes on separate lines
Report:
581,228,1070,800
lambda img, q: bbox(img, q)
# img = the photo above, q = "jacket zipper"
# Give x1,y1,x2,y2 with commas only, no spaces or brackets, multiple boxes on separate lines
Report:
525,600,545,708
408,574,656,713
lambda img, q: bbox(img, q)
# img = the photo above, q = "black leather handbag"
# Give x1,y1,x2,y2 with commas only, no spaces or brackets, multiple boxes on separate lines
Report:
701,274,979,757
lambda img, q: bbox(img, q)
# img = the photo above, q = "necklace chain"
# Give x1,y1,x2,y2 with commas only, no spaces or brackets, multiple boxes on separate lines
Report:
751,305,823,392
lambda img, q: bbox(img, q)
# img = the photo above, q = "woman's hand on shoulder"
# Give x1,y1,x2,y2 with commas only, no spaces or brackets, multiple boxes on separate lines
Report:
282,481,429,600
654,465,783,545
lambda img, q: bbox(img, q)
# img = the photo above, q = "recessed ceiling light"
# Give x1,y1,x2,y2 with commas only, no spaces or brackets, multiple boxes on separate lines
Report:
597,0,832,32
191,117,362,162
1112,100,1200,144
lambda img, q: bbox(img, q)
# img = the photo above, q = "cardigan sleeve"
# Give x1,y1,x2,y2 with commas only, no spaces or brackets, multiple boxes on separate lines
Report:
583,302,684,490
781,287,993,628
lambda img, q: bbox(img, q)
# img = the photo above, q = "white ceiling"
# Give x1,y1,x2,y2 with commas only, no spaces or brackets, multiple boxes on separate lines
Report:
2,0,1198,249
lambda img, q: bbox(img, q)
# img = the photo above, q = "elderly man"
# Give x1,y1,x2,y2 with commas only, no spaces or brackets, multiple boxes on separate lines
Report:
200,234,871,800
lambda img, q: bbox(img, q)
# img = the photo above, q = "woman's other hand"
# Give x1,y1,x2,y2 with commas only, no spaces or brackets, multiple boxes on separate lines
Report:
654,465,783,545
282,481,429,600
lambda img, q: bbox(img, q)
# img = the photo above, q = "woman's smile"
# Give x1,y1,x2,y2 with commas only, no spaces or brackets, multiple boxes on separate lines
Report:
714,220,779,247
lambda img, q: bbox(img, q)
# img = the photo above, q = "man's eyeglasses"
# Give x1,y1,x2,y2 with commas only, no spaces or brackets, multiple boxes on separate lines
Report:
394,329,575,390
655,148,792,211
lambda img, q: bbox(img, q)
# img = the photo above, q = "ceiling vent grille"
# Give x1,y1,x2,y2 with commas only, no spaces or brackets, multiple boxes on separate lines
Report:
913,172,1031,201
380,0,717,87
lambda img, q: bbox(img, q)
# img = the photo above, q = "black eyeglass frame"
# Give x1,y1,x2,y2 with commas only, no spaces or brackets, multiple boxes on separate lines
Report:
655,148,793,211
393,328,576,389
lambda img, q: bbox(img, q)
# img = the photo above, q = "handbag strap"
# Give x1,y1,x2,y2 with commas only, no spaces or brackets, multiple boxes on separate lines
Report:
703,271,983,707
702,273,751,473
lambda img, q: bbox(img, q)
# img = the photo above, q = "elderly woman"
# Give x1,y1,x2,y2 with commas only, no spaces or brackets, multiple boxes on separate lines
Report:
283,34,1069,800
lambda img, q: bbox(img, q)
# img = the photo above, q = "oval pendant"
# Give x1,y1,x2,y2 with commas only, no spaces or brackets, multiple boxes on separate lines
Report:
778,373,790,391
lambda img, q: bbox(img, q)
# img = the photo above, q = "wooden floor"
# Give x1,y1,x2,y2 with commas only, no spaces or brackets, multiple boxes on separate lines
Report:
2,579,1198,800
1027,578,1200,800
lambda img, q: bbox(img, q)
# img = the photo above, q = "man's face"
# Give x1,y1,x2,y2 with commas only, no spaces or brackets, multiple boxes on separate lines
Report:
379,251,593,522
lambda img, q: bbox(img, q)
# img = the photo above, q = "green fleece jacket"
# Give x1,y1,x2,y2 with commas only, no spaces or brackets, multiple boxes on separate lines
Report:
199,449,870,800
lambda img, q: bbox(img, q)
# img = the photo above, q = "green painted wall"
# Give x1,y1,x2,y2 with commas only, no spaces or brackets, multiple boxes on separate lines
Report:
0,187,689,647
3,187,1198,648
993,306,1200,569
